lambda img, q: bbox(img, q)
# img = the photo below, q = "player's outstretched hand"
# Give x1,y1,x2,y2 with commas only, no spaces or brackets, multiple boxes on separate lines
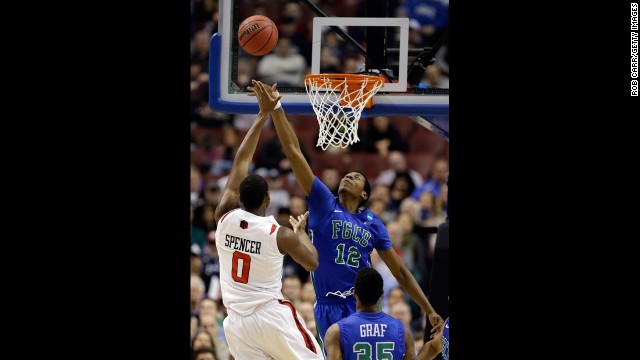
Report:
247,80,282,113
289,211,309,233
428,312,444,335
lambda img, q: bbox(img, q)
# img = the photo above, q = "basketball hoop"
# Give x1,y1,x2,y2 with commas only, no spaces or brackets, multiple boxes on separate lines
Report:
304,73,385,150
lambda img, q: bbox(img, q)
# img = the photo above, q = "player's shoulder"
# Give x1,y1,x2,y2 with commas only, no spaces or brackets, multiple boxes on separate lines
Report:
360,209,385,228
218,208,240,224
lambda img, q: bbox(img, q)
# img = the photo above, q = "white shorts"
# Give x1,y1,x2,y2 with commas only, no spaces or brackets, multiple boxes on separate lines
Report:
223,299,323,360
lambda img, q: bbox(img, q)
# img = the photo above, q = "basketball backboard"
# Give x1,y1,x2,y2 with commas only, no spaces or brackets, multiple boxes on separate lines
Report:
208,0,449,139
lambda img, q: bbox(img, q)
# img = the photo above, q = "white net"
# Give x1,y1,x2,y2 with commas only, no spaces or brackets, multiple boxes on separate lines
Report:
305,74,384,150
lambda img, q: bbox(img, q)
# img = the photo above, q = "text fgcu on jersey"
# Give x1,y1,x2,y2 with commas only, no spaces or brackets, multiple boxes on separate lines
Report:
308,178,392,299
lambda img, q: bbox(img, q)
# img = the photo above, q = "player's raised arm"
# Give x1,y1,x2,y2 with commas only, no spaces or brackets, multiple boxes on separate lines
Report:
254,81,315,195
214,80,282,222
377,248,443,329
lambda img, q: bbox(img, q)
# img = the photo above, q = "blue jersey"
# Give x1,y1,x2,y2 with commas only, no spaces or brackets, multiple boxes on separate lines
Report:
338,312,406,360
307,177,393,300
442,317,449,360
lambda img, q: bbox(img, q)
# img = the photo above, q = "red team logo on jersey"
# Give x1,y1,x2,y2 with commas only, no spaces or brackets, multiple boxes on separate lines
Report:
270,224,277,235
240,220,248,229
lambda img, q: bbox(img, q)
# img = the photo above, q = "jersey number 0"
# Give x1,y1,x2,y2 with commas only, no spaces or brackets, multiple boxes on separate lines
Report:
231,251,251,283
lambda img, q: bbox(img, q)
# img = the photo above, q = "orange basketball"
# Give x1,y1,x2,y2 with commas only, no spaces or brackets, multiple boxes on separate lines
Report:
238,15,279,56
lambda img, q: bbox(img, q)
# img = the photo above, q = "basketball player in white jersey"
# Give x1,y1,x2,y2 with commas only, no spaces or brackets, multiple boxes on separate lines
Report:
214,80,323,359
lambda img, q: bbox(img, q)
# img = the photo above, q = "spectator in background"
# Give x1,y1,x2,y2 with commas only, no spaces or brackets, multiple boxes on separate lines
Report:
191,275,206,316
199,181,222,208
389,301,413,335
411,158,448,200
370,249,400,312
282,274,303,305
301,280,316,304
400,0,448,47
191,330,217,358
255,124,312,176
191,205,217,248
386,287,407,313
193,99,235,128
191,164,203,206
278,14,312,66
256,37,307,86
321,167,341,196
388,172,417,212
297,301,315,327
352,116,409,155
199,298,218,320
209,126,239,175
193,346,217,360
376,151,424,188
191,59,208,109
342,54,365,73
276,206,293,228
200,313,230,360
289,196,308,217
191,251,203,276
424,64,449,89
258,169,290,217
191,316,199,342
192,30,211,68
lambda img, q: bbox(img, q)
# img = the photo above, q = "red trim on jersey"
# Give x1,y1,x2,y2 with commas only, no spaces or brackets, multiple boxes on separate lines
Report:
278,300,317,354
219,209,237,224
269,223,277,235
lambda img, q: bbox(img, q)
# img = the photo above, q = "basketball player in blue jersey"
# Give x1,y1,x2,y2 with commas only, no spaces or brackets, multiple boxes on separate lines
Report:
325,268,446,360
324,267,416,360
250,81,443,350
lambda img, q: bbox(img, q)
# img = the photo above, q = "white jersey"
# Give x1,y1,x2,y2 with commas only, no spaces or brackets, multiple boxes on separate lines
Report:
216,208,284,316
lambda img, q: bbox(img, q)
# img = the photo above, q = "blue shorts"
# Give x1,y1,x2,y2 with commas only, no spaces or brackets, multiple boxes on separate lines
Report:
314,297,356,349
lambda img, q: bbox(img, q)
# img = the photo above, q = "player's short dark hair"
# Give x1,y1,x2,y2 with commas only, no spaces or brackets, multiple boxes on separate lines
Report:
354,267,383,306
355,171,371,208
240,174,268,210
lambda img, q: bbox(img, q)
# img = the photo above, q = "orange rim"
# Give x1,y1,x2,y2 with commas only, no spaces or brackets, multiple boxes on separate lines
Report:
305,74,385,108
305,73,385,90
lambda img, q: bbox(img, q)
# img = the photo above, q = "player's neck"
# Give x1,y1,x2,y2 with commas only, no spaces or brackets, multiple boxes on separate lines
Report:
338,194,360,214
356,305,379,313
244,206,266,217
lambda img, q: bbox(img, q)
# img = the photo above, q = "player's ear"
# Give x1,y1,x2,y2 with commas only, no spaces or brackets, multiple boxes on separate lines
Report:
360,190,368,201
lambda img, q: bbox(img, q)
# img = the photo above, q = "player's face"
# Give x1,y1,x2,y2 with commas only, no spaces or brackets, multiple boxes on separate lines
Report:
338,172,365,196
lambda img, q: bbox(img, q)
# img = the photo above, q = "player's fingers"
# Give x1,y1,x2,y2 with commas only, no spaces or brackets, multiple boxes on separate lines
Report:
275,95,283,103
252,80,263,95
261,81,271,94
271,83,278,91
300,211,309,221
250,80,258,92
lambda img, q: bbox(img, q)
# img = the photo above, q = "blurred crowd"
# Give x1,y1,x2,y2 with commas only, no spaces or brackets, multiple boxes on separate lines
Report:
190,1,449,359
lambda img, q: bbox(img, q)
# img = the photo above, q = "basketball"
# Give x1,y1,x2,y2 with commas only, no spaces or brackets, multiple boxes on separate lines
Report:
238,15,279,56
